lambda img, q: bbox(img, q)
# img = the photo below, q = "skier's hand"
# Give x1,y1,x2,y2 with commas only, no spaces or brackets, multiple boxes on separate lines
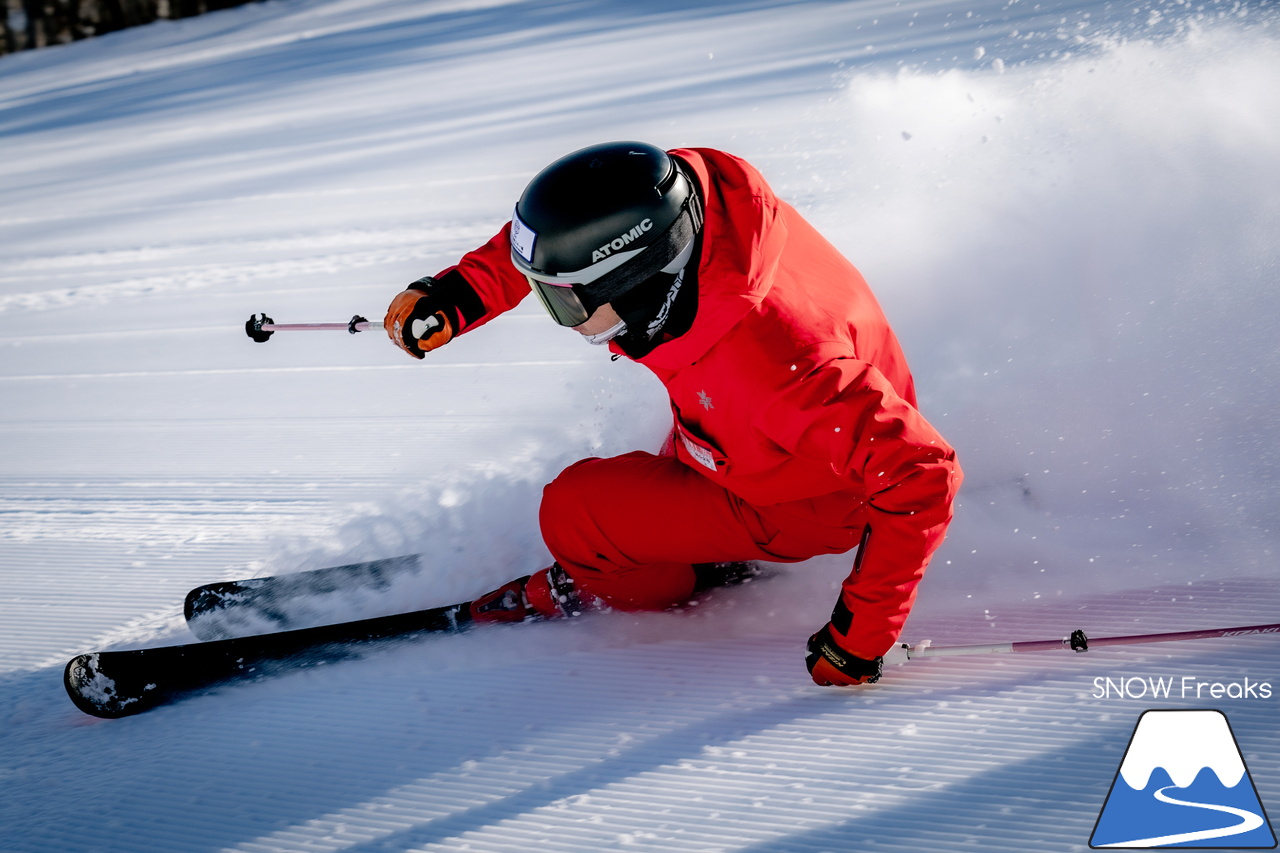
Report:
806,622,883,686
385,277,457,359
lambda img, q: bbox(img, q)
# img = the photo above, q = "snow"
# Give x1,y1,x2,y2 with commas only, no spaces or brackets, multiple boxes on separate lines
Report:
2,0,1279,850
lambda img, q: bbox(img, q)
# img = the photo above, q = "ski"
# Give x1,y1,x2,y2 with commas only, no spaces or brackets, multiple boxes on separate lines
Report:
184,554,425,641
65,599,471,719
66,561,766,719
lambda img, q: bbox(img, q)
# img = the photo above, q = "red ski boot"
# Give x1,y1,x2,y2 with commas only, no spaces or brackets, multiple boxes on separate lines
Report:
467,564,592,625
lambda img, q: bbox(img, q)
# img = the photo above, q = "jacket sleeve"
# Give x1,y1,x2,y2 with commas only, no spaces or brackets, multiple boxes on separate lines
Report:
762,358,962,659
428,221,534,336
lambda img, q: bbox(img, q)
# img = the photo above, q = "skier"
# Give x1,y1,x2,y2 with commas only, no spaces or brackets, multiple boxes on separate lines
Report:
384,142,962,687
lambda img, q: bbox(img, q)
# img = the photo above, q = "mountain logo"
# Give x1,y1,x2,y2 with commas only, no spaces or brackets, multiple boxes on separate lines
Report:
1091,710,1276,848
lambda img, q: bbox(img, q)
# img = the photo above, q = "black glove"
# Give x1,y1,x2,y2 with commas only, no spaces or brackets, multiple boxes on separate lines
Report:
806,623,883,686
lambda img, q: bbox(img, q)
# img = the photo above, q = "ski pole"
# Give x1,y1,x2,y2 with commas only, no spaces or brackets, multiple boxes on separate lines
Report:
245,312,380,341
895,621,1280,661
246,312,442,343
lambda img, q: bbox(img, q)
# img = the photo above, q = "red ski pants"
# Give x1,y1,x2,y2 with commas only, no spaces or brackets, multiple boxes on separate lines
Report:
539,451,860,611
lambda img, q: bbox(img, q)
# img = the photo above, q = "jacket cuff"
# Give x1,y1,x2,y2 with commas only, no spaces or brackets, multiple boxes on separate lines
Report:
410,268,487,333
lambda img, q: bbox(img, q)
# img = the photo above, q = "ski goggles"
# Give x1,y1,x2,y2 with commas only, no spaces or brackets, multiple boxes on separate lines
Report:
524,209,699,328
527,277,594,328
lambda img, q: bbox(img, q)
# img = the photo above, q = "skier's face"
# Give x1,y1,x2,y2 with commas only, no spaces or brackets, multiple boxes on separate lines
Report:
571,303,623,336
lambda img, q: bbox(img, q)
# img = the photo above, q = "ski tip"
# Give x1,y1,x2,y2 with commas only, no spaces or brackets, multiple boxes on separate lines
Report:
63,654,157,719
183,581,240,622
182,591,198,623
184,579,264,625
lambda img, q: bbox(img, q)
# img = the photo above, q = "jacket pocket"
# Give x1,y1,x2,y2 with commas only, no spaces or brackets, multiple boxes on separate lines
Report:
674,420,730,475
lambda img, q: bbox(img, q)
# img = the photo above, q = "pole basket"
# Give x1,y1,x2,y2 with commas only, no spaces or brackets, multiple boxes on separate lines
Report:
246,313,274,342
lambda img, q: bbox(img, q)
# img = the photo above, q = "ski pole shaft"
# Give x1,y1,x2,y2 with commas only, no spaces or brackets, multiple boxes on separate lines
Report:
246,313,381,342
1081,622,1280,649
260,320,379,333
902,621,1280,660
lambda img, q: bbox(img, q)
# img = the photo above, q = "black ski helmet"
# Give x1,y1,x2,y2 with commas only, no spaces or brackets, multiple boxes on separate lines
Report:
511,141,702,326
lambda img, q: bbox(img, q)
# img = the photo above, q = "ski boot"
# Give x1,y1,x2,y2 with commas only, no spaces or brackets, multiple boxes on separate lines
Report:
468,564,590,624
691,561,764,593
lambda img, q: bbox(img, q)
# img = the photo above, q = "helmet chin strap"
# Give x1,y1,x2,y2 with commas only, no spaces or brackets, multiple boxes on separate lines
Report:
582,318,628,345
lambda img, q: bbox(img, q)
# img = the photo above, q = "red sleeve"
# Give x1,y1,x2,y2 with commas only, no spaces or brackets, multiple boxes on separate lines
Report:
764,358,962,658
432,221,533,335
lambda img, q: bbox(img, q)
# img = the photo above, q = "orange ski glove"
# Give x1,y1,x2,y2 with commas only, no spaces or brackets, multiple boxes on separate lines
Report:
806,622,883,686
385,279,457,359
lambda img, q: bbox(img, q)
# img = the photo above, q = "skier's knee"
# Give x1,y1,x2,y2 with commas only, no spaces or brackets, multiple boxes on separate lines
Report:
540,458,604,521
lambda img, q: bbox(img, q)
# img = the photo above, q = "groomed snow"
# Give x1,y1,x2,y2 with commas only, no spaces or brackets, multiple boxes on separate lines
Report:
1,1,1278,851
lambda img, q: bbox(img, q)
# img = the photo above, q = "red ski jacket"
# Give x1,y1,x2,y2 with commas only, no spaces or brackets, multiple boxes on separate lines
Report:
436,148,961,659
